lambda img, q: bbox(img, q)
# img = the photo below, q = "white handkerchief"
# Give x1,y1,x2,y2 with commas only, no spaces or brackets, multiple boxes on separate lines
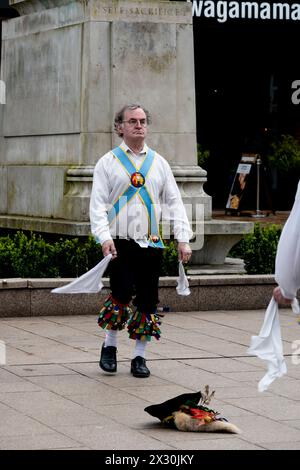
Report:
52,254,112,294
176,261,191,296
248,297,287,392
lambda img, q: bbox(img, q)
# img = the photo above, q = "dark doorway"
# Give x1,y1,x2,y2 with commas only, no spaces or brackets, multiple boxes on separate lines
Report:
193,17,300,209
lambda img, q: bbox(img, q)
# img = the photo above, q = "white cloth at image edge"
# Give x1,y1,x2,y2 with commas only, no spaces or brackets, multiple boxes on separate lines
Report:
248,180,300,391
248,297,299,392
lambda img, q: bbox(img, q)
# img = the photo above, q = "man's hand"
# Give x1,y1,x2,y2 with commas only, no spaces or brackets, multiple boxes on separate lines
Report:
273,286,292,305
102,239,117,258
178,242,192,264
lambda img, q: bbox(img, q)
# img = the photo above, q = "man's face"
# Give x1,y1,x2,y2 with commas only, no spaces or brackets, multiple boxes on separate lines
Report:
121,107,148,143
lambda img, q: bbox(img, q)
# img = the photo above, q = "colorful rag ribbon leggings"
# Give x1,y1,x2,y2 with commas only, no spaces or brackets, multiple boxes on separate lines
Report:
98,238,163,341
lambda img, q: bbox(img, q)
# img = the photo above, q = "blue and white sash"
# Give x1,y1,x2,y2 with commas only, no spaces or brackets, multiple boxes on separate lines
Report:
108,146,164,248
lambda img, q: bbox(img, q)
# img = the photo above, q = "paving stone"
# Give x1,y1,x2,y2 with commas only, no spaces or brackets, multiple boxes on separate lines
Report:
262,441,300,450
4,364,77,377
149,359,242,388
0,433,81,450
5,346,43,366
54,424,174,450
120,384,194,404
227,415,300,444
170,437,263,450
281,419,300,430
0,409,55,438
85,402,165,429
26,373,133,397
211,385,273,399
64,361,169,388
0,390,112,426
266,377,300,400
182,357,261,373
1,310,300,450
0,381,42,393
225,395,300,421
217,370,270,383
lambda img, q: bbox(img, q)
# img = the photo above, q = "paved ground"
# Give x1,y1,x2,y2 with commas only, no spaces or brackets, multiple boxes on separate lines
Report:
0,307,300,451
212,210,289,225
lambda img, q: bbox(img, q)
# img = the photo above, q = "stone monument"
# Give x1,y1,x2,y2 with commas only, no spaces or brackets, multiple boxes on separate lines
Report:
0,0,252,270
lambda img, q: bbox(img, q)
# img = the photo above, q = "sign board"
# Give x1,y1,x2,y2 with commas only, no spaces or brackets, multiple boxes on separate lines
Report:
226,154,258,211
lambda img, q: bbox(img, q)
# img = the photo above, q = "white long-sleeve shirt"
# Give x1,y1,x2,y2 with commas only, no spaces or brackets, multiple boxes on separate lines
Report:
89,141,193,247
275,180,300,299
248,180,300,391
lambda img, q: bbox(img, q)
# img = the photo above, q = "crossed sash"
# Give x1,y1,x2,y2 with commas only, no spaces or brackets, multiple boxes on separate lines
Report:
107,146,164,249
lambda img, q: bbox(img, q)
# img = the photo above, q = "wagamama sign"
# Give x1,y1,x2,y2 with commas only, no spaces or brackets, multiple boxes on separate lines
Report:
187,1,300,22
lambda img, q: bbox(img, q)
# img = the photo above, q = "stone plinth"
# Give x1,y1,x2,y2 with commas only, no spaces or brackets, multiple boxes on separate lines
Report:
1,0,253,268
1,0,197,224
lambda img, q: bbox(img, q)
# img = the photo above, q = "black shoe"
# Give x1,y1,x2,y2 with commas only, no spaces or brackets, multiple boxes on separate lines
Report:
99,344,117,373
131,356,150,378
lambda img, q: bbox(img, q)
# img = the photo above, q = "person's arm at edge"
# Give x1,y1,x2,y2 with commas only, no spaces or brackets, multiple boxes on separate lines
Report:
273,181,300,304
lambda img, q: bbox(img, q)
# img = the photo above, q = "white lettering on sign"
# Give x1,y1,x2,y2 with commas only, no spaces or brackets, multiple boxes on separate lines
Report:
187,1,300,22
291,80,300,105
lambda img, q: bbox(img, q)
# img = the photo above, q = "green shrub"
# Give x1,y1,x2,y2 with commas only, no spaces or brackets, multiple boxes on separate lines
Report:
197,143,210,169
0,236,17,278
160,240,179,276
267,134,300,173
230,223,282,274
52,237,103,277
0,231,180,278
0,227,284,278
0,231,103,278
0,232,58,278
0,228,282,278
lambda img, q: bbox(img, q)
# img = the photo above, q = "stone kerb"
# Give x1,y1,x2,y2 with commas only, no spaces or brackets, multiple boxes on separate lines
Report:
0,275,278,317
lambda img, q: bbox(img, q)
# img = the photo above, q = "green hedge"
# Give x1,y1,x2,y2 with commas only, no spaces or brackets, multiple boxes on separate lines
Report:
0,231,179,278
0,232,103,278
0,224,283,278
229,223,282,274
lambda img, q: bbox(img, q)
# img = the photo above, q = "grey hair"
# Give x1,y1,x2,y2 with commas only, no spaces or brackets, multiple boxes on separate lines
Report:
114,104,152,137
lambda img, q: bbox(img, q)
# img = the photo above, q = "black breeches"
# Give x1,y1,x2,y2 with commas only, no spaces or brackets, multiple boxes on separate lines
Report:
109,239,163,312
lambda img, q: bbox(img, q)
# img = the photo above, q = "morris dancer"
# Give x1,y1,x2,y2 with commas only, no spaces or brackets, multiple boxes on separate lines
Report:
90,104,192,378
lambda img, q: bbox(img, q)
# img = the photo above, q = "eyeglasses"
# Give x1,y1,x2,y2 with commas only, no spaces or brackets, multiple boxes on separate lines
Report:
122,119,147,127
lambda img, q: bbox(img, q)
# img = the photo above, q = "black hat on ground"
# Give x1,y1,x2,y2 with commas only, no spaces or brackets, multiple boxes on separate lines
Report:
144,391,202,422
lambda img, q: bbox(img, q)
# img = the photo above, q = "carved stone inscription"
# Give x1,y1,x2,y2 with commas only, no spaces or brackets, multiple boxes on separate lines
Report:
91,1,191,23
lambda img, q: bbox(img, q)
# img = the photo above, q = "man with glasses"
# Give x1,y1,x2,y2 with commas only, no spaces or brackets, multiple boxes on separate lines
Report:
90,104,192,378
